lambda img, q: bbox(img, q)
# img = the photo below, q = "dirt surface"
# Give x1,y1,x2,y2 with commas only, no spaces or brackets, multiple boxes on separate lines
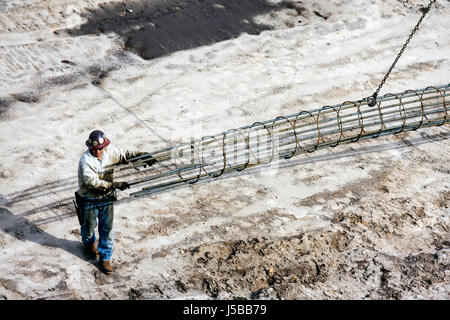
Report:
0,0,449,300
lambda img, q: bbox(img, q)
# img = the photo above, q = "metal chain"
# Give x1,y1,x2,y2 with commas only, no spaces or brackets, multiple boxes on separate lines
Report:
366,0,437,106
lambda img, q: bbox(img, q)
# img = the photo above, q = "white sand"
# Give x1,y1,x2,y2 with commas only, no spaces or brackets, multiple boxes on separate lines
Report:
0,0,449,299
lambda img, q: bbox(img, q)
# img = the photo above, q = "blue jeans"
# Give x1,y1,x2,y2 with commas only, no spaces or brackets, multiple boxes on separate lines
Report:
80,199,114,261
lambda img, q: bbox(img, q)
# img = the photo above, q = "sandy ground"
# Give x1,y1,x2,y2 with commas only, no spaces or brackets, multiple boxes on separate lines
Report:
0,0,449,300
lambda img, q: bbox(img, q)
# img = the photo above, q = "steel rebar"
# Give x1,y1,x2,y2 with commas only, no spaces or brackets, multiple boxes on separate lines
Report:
116,84,448,197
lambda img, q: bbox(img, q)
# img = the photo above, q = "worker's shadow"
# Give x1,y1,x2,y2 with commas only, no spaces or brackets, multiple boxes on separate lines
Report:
0,206,96,266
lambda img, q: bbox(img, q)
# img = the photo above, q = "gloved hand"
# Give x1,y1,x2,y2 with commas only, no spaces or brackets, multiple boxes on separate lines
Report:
143,155,157,167
112,181,130,191
132,152,157,167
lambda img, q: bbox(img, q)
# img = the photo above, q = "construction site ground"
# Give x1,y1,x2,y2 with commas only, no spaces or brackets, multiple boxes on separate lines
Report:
0,0,449,300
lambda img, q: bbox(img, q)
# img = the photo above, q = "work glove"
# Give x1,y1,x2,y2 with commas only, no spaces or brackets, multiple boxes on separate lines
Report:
143,155,157,167
132,152,157,168
112,181,130,191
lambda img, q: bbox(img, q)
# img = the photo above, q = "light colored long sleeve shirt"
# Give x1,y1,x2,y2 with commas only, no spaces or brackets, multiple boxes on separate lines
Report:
77,144,140,198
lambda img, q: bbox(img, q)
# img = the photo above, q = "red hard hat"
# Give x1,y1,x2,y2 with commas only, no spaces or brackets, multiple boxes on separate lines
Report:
85,130,110,149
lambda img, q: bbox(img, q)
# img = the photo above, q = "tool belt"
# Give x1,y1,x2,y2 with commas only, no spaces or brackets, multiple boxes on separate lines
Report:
73,190,117,226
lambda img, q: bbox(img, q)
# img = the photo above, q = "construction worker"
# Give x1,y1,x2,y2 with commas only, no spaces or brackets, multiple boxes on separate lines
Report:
75,130,155,275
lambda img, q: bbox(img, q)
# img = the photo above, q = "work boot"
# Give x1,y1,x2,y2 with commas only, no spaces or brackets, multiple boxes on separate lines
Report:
84,242,99,259
99,260,114,275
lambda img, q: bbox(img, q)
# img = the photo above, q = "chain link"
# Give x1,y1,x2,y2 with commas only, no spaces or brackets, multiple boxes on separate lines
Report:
366,0,436,106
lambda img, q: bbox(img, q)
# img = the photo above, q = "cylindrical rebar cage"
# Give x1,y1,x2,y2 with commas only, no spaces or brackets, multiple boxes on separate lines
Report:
120,84,448,197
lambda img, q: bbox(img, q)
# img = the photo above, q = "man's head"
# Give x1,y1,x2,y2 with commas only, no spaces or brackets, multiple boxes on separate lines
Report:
86,130,110,160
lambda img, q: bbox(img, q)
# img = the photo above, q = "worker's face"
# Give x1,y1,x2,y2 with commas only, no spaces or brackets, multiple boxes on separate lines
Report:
90,147,104,160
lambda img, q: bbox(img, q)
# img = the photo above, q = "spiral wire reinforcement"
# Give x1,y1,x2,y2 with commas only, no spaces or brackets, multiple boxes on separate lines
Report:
118,84,448,197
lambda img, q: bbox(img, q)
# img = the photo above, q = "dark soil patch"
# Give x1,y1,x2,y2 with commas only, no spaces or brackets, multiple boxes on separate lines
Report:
0,97,14,116
185,233,338,298
65,0,303,60
11,92,39,104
